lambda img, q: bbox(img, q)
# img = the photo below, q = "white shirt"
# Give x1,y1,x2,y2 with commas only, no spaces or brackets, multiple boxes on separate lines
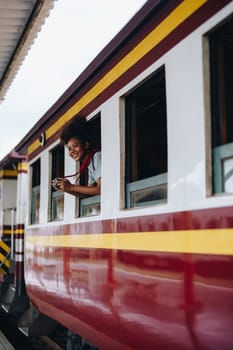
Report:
88,151,101,185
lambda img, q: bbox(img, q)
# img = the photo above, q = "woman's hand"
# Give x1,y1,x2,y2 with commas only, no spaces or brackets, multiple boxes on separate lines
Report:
52,177,101,197
52,178,71,192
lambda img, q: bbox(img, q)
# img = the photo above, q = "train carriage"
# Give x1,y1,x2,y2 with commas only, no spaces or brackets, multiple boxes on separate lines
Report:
1,1,233,349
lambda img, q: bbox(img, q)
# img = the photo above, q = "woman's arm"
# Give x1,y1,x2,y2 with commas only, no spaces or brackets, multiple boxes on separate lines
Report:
55,178,101,197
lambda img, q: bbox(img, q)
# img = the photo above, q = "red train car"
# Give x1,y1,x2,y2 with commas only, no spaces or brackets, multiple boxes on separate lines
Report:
1,1,233,349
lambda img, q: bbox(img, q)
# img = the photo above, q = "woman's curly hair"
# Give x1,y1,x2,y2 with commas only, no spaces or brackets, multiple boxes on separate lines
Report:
60,117,91,145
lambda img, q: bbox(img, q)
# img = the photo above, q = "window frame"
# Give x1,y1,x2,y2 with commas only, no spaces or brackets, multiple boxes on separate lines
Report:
124,67,168,209
75,114,102,218
30,158,41,225
209,16,233,195
50,144,65,221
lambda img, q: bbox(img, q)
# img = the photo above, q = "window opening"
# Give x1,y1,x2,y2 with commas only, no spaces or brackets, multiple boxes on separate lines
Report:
76,114,101,217
125,67,167,208
31,159,40,224
50,145,64,220
210,17,233,194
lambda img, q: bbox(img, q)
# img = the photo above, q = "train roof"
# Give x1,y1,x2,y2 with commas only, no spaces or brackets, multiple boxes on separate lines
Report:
0,149,26,170
0,0,55,104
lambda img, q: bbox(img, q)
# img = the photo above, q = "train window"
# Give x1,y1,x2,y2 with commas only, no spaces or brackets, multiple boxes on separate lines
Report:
210,17,233,194
50,145,64,221
30,159,40,224
125,67,167,208
76,114,101,217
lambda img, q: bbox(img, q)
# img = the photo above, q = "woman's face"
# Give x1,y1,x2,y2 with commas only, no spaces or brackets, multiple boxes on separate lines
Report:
66,137,89,161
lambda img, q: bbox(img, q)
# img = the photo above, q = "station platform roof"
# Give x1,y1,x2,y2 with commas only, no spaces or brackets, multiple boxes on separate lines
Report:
0,0,55,104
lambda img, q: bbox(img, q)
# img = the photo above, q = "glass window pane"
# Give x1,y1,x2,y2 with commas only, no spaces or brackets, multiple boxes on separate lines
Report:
51,192,64,221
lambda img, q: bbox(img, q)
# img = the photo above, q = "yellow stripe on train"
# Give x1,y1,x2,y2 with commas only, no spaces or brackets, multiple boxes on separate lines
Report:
17,162,27,172
0,169,18,179
25,228,233,256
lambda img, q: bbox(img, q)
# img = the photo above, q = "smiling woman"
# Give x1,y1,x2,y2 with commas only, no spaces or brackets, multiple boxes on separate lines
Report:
51,117,101,198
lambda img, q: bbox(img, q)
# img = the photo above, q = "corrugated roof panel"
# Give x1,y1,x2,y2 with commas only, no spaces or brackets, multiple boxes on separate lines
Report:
0,0,55,103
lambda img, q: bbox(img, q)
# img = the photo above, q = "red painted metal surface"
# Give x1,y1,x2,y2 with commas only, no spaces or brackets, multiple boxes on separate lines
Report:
25,207,233,349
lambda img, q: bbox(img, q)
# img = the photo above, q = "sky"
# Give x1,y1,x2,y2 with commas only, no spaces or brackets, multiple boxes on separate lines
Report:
0,0,146,160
